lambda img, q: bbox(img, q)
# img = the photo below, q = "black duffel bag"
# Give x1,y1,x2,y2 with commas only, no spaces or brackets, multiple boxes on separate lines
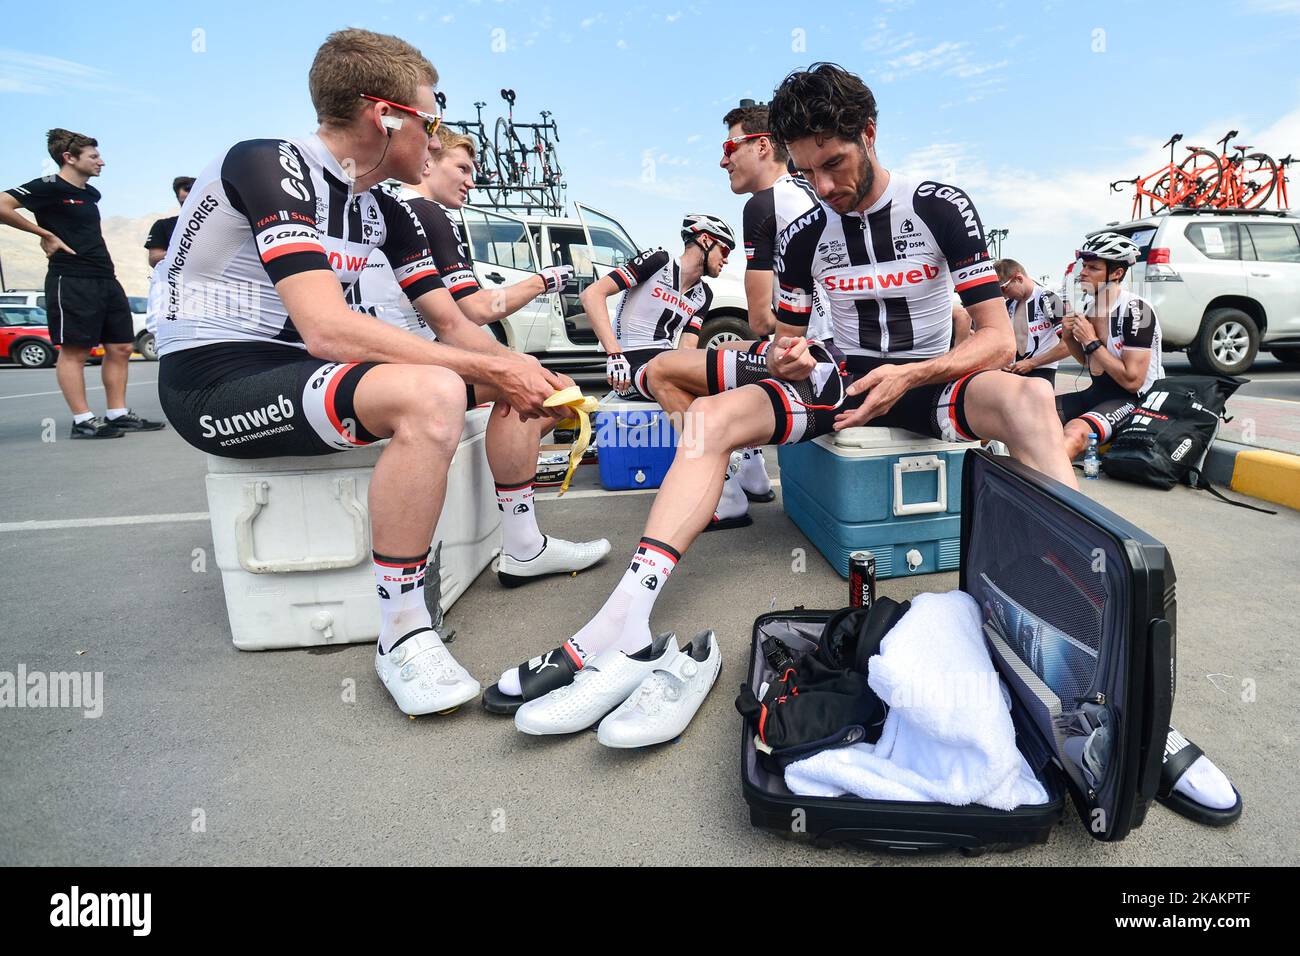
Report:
1101,374,1245,490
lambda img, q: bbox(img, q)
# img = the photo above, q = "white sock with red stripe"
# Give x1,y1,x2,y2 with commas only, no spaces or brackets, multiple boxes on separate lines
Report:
737,447,771,495
373,550,432,654
496,537,678,697
496,481,544,560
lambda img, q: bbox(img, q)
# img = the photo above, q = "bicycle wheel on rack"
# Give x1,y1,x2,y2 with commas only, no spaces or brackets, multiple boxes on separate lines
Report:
495,117,527,188
540,142,563,212
1178,148,1223,208
1146,170,1178,215
476,138,505,206
1239,153,1277,209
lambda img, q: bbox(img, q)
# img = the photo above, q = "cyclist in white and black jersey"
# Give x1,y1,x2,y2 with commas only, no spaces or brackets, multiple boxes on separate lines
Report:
487,63,1076,724
153,29,608,719
355,126,572,338
995,257,1071,386
1057,232,1166,454
579,214,726,401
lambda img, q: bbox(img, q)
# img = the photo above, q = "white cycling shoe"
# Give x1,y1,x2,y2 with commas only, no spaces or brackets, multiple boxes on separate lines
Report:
597,631,721,748
514,633,678,736
375,628,481,716
497,535,612,588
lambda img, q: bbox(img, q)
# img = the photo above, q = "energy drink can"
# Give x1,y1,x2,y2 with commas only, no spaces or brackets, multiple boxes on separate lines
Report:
849,550,876,610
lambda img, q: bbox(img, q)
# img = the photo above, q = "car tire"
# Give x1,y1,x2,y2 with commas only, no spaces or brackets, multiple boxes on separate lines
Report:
1189,308,1258,376
14,338,56,369
1269,347,1300,367
136,331,158,362
697,315,752,351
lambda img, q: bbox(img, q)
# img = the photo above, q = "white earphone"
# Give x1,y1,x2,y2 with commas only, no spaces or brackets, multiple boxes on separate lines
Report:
381,115,403,132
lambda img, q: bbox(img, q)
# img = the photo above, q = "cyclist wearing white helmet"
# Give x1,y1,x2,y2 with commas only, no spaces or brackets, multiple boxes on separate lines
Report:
1057,231,1165,456
579,213,733,403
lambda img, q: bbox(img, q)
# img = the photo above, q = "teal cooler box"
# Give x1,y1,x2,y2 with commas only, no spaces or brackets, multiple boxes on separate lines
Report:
595,393,678,491
777,427,973,578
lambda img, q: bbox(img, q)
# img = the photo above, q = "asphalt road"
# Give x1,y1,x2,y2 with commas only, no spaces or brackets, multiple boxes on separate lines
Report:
1,360,1296,866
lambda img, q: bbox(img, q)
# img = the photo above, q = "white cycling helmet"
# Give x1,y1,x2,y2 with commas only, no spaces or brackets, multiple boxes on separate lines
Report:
1079,232,1140,266
681,214,736,250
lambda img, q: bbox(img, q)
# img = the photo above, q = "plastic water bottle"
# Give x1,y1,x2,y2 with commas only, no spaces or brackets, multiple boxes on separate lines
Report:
1083,434,1101,480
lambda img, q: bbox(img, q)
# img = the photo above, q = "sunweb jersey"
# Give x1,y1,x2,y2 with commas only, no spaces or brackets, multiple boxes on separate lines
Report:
608,249,712,350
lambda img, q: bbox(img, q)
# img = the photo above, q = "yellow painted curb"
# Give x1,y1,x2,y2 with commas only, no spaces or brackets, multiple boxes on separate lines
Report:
1231,449,1300,512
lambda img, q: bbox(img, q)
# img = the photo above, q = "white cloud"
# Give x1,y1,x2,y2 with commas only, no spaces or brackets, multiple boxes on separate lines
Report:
666,11,683,22
0,50,107,95
893,105,1300,281
441,13,455,23
616,38,627,49
686,133,701,144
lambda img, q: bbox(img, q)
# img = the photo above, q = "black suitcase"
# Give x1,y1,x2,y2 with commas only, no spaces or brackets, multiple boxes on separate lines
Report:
740,449,1175,855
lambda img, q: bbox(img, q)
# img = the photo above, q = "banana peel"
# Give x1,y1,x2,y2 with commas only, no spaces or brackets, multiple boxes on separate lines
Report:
543,386,599,495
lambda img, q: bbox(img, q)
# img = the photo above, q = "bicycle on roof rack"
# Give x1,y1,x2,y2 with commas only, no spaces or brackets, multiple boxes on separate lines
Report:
494,88,565,215
1111,130,1292,217
437,89,566,216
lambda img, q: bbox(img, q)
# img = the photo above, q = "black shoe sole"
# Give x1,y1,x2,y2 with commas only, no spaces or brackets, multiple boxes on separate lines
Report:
70,431,124,439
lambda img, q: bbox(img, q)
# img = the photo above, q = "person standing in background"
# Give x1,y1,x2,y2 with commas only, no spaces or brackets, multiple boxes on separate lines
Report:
144,176,196,267
0,128,165,439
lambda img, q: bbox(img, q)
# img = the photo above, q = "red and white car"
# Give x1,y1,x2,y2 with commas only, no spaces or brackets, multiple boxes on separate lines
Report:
0,305,105,368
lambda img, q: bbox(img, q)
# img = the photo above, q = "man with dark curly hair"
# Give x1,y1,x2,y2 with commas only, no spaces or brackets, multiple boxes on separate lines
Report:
487,63,1078,730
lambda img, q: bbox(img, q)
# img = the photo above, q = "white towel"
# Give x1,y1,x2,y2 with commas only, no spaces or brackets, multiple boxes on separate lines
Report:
785,590,1049,811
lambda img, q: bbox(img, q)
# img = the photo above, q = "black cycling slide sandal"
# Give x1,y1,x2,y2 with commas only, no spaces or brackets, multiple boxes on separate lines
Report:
481,641,585,715
703,514,754,532
1156,729,1243,827
744,488,776,504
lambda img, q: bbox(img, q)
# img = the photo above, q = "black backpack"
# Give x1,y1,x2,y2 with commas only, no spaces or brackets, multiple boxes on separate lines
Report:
1101,374,1272,511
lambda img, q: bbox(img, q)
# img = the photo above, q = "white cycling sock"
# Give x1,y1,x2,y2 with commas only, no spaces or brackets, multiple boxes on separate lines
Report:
373,550,433,654
73,411,96,425
497,537,678,697
714,465,749,521
737,447,771,495
1170,736,1237,810
106,408,128,420
496,481,545,560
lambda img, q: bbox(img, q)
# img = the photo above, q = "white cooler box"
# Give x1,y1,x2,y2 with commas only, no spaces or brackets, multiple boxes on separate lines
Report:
205,406,500,650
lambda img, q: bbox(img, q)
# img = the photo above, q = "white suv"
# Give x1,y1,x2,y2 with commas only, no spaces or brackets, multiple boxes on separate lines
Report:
448,202,753,371
1087,210,1300,375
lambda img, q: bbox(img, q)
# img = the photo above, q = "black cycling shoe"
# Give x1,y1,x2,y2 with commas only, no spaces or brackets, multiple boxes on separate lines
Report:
70,417,124,440
104,409,166,432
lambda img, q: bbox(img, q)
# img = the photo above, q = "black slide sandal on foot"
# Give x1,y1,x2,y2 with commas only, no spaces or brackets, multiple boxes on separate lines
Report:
481,641,586,715
743,488,776,503
702,514,753,532
1156,730,1242,827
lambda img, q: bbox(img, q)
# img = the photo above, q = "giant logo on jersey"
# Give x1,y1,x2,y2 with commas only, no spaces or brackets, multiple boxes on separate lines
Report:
821,262,942,294
278,142,311,203
915,182,981,238
258,226,325,263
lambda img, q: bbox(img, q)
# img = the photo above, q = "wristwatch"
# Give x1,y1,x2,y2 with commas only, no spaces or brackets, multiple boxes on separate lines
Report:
1083,340,1103,356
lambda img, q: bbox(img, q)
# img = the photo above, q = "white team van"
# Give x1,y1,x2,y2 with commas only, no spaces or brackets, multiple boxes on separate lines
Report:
448,202,753,371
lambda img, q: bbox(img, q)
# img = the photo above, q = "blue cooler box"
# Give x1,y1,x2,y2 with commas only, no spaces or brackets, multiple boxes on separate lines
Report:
595,393,678,491
777,427,973,579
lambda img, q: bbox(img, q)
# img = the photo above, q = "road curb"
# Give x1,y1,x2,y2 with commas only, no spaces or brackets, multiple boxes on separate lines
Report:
1206,440,1300,512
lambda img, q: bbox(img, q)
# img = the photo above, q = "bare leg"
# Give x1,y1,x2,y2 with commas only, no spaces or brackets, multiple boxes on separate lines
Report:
101,342,133,410
55,345,91,416
476,386,549,485
644,386,776,551
645,350,711,421
1062,420,1094,460
963,372,1079,489
352,364,467,557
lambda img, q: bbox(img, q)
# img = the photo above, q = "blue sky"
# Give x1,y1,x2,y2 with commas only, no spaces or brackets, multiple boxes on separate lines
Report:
3,0,1299,282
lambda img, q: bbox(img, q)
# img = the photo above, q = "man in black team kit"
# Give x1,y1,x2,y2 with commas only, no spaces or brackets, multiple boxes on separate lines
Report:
487,63,1077,726
641,102,829,507
151,28,603,718
0,129,165,438
144,176,196,267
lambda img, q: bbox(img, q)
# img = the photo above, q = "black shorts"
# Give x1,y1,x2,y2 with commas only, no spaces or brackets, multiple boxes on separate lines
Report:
613,346,670,402
710,343,988,446
1056,376,1139,443
158,342,390,459
45,274,134,347
1025,367,1057,386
